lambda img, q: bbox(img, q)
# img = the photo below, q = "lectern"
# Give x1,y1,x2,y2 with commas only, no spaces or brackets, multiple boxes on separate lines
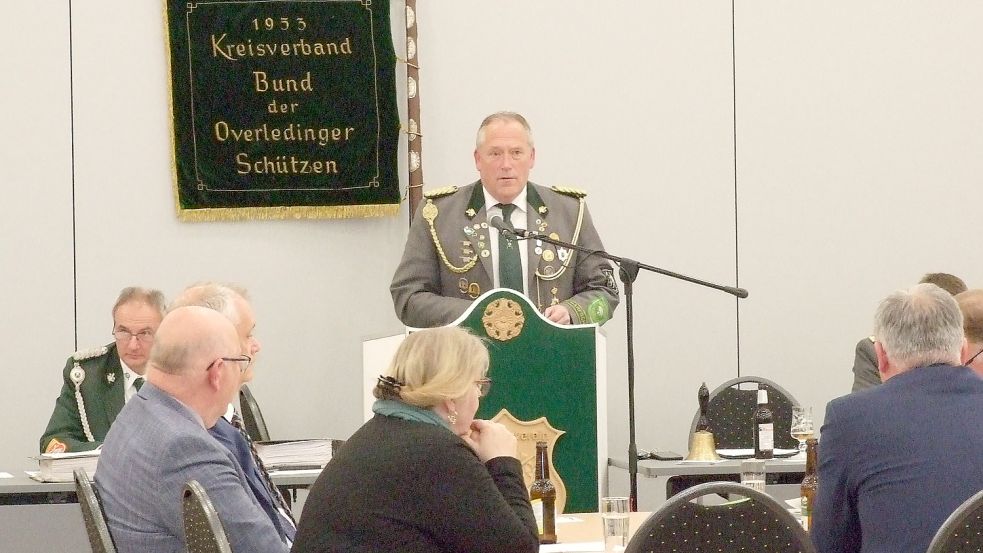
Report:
363,288,607,513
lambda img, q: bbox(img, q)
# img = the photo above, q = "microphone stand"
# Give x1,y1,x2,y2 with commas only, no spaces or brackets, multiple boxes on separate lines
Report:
505,225,748,511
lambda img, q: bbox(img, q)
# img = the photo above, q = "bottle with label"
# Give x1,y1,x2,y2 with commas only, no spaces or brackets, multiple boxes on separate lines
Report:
753,386,774,459
529,441,557,544
800,438,819,531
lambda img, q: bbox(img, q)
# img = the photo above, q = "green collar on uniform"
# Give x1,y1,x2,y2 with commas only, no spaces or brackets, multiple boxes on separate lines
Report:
465,181,485,220
527,182,548,217
468,182,548,219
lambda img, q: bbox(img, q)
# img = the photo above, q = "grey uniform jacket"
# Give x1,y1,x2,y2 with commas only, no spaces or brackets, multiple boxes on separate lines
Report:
391,181,620,328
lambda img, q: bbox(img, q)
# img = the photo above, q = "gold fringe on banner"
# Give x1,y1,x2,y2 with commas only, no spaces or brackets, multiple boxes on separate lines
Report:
178,204,399,222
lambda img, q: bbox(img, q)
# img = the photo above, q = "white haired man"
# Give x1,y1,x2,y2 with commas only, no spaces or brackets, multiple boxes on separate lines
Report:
814,283,983,553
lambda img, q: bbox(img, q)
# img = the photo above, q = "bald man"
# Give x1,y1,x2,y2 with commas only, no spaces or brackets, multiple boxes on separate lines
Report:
96,306,289,553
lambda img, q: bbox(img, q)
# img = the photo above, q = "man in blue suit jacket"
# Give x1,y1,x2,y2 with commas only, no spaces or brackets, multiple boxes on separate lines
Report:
813,283,983,553
96,306,289,553
170,282,297,543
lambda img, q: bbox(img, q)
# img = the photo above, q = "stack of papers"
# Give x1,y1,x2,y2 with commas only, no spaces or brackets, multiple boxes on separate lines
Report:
31,450,100,482
254,439,332,471
716,448,799,459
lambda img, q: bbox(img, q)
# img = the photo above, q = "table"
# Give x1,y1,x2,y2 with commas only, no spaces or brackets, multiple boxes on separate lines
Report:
608,456,806,498
0,468,323,553
556,511,651,542
0,473,75,505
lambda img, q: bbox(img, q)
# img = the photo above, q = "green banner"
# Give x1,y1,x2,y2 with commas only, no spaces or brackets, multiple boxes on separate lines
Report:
165,0,399,221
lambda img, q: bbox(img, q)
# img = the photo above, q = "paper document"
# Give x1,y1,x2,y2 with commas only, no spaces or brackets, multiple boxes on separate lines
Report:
32,450,100,482
539,542,604,552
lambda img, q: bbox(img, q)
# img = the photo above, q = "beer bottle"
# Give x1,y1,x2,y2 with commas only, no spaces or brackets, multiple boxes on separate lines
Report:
529,441,557,544
753,386,774,459
800,438,819,531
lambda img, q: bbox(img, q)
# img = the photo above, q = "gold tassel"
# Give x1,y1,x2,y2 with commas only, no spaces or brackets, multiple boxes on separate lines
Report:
177,204,399,222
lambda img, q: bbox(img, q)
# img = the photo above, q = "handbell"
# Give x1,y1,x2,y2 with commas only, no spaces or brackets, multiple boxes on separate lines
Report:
685,430,721,461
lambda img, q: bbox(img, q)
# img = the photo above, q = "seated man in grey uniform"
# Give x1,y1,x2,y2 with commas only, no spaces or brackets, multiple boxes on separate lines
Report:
40,286,165,453
851,272,966,391
96,306,289,553
391,111,620,328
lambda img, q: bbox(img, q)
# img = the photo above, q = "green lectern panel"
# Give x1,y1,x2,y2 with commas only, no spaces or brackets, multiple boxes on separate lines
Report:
462,289,599,513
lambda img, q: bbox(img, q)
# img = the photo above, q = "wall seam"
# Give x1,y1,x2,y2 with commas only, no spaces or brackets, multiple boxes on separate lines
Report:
731,0,741,378
70,0,78,350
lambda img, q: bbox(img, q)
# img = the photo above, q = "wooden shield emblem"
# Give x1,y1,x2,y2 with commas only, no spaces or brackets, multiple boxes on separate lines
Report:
492,408,567,513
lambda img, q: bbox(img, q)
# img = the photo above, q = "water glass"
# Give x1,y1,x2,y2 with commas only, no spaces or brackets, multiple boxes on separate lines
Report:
740,459,766,493
790,406,814,454
600,496,629,552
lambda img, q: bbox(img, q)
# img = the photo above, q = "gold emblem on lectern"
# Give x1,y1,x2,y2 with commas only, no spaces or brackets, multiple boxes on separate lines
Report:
482,298,525,341
492,409,568,514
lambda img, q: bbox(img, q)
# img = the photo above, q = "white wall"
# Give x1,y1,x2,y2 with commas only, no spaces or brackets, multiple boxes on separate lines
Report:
3,1,982,512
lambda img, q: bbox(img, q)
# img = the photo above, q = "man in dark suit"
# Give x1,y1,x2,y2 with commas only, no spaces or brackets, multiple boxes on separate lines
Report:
814,283,983,553
40,286,165,453
390,112,619,328
96,306,288,553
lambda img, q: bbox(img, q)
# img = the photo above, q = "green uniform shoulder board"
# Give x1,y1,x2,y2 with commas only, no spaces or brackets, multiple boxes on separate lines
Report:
73,346,108,362
424,186,459,199
552,186,587,199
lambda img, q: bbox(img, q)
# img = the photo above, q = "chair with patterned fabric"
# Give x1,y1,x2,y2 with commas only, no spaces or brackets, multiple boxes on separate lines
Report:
689,376,800,450
625,481,816,553
239,384,270,442
926,489,983,553
182,480,233,553
73,468,117,553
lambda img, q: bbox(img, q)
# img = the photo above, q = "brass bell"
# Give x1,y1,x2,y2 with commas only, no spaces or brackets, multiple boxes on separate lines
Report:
686,383,720,460
685,430,721,461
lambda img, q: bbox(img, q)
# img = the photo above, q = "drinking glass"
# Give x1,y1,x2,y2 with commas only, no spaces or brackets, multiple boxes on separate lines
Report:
600,496,629,552
790,406,814,454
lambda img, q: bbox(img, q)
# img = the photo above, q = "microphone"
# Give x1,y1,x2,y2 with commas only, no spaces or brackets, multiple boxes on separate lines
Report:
489,216,516,238
490,215,534,239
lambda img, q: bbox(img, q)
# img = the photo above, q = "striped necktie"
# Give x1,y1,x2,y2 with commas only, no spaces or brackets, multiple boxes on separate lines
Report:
230,412,297,527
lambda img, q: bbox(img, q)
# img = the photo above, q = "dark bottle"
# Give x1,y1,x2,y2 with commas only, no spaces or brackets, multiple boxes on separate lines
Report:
800,438,819,531
753,387,774,459
529,441,557,544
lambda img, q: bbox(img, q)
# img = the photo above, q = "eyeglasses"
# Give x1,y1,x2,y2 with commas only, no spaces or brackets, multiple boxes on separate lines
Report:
221,355,252,373
967,348,983,366
476,377,492,397
113,328,155,344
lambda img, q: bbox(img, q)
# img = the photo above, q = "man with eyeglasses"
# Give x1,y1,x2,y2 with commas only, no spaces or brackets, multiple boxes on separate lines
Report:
391,111,619,328
955,289,983,376
170,282,297,546
96,305,289,552
40,286,165,453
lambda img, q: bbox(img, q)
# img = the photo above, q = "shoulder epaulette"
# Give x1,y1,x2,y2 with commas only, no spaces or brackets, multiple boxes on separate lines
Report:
424,186,459,199
552,186,587,199
73,346,108,362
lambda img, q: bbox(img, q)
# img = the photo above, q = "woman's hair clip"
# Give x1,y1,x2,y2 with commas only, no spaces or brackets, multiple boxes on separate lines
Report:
376,375,404,399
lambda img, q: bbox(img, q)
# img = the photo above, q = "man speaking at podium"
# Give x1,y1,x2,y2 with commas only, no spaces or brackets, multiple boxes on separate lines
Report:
391,112,619,328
